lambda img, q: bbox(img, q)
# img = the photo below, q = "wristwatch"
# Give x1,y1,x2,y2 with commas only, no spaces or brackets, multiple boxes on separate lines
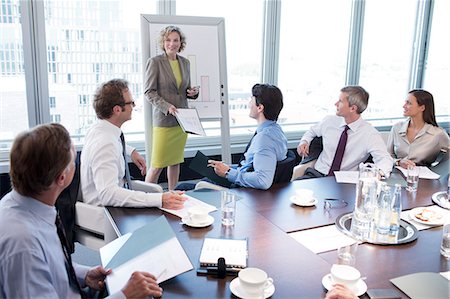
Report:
224,168,230,178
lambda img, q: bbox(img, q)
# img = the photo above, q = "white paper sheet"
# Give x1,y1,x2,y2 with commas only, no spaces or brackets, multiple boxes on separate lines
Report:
334,171,359,184
289,225,359,254
160,194,217,218
396,166,440,179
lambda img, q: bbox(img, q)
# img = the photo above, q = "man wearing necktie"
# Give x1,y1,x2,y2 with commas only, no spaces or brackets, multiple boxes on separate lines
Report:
81,79,185,209
295,85,393,179
0,124,163,298
207,83,288,190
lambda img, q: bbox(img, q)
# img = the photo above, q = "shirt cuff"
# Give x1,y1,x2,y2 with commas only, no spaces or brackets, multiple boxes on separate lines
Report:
226,168,238,183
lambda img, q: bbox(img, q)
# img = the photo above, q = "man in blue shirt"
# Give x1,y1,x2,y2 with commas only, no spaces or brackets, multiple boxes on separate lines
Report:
208,84,288,190
0,123,163,298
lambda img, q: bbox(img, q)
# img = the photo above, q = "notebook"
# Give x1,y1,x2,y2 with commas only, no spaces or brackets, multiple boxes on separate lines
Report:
189,151,232,188
199,238,248,269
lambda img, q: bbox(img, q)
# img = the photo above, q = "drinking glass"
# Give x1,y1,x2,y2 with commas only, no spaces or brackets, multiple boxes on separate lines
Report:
406,165,420,192
221,191,236,226
337,242,358,266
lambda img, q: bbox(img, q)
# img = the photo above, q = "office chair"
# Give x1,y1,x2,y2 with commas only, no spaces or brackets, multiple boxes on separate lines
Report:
272,149,298,185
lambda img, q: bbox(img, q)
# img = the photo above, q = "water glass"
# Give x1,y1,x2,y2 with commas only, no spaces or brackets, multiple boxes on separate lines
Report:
406,165,420,192
221,191,236,226
337,242,358,266
441,218,450,259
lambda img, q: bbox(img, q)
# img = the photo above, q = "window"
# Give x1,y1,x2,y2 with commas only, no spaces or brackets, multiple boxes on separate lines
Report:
49,96,56,108
423,0,450,122
278,0,351,133
43,0,156,141
359,0,417,123
0,0,28,151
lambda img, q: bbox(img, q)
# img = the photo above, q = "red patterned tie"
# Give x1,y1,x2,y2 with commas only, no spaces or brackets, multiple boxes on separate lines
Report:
328,125,350,176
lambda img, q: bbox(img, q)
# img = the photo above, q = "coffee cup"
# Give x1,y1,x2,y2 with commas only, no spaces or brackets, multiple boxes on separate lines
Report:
295,188,314,203
330,264,360,291
238,267,273,296
187,206,209,224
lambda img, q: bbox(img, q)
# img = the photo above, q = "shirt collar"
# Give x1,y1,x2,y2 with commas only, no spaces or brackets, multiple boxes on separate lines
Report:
98,119,123,139
340,116,362,132
256,120,275,133
399,119,436,137
10,190,57,226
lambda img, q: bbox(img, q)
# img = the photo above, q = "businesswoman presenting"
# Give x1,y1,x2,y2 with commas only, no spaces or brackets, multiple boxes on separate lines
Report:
144,26,199,190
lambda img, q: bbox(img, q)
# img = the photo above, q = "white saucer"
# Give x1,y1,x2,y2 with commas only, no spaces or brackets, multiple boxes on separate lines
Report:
181,215,214,228
230,277,275,299
290,195,318,207
321,274,367,297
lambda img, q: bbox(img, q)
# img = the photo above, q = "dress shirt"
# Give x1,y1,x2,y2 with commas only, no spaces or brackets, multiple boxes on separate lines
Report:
387,119,450,166
81,120,162,207
300,115,393,176
0,191,125,299
227,120,288,190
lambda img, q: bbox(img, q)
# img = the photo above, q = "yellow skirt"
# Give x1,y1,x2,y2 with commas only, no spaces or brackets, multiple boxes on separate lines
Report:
151,126,187,168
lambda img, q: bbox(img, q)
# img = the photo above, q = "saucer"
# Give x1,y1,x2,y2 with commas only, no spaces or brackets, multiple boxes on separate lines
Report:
290,195,318,207
181,215,214,228
322,273,367,297
230,277,275,299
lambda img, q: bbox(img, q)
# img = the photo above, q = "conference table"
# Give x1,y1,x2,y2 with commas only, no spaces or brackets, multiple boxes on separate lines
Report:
106,165,450,298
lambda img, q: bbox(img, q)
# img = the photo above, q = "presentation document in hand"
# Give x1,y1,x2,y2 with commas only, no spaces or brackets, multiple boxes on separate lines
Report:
175,108,206,136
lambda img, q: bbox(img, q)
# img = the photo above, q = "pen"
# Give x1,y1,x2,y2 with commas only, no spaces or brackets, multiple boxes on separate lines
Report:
155,268,167,281
204,266,242,273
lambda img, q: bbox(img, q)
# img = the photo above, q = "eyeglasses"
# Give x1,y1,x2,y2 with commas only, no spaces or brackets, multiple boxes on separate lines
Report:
124,100,136,107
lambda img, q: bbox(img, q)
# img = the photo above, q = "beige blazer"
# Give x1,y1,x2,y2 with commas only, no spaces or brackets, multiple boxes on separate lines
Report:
144,53,197,127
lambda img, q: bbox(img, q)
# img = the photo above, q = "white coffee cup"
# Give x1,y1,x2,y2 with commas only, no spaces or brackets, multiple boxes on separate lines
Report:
238,267,273,296
295,188,314,203
187,206,208,224
330,264,361,291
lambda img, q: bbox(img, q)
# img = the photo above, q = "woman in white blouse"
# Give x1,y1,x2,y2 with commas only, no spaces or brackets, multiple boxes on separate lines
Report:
387,89,449,168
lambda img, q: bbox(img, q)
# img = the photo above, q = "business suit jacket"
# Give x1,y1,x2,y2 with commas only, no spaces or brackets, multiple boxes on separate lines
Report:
144,53,197,127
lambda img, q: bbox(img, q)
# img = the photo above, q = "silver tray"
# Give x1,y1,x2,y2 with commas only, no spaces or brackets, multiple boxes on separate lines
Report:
431,191,450,210
335,212,418,245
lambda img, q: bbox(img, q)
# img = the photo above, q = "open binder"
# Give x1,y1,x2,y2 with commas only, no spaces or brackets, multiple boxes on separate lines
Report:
174,108,206,136
100,216,193,294
197,238,248,276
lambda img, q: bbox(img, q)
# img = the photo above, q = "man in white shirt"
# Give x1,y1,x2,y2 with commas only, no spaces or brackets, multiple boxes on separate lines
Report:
81,79,185,208
295,85,393,179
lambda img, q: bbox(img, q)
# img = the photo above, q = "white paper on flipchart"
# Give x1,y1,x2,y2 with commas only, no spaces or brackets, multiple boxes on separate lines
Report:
289,225,359,254
160,194,217,218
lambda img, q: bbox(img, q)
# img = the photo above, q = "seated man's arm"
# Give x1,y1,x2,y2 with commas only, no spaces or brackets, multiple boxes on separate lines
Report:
88,142,162,207
368,131,394,177
1,251,61,298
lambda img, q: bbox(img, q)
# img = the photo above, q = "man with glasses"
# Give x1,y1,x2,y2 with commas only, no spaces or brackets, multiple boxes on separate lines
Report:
81,79,185,209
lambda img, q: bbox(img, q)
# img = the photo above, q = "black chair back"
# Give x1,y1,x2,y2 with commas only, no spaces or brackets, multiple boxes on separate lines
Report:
272,150,298,185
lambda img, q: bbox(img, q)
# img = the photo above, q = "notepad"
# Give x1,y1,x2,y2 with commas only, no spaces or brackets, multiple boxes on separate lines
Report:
199,238,248,268
175,108,206,136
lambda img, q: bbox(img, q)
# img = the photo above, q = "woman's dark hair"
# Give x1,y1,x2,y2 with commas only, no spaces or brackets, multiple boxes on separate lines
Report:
408,89,438,127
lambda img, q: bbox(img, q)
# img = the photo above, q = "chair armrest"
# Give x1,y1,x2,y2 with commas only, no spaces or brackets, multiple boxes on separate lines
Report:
291,159,317,181
195,181,228,191
129,180,163,193
75,202,105,235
